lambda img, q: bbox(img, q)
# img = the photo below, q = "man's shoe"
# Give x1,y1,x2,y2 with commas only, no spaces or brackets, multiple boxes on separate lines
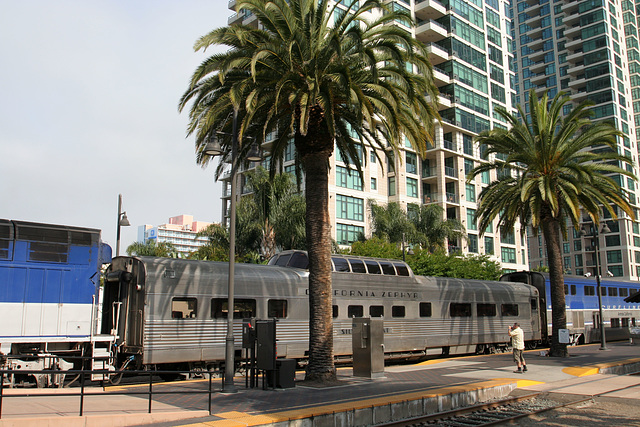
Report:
514,368,522,373
523,366,528,372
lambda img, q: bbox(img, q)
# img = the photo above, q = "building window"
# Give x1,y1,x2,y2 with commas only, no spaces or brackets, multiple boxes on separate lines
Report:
336,195,364,221
466,183,476,202
467,208,477,230
406,152,417,174
388,176,396,196
484,236,494,255
371,177,377,190
336,223,364,245
336,165,363,190
468,234,478,253
501,247,516,264
406,177,418,198
607,250,623,263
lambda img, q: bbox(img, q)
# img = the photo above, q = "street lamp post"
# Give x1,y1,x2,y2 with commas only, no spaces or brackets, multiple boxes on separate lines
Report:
581,220,612,351
116,194,130,257
204,108,261,393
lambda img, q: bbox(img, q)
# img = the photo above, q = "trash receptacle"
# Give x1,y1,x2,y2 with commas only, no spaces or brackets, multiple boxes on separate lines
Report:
276,359,296,388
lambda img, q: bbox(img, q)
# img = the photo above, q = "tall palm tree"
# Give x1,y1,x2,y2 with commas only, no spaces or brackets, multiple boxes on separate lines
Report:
469,89,635,357
179,0,439,381
126,240,179,258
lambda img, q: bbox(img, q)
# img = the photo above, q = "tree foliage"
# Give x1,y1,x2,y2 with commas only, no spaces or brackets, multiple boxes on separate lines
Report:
126,240,179,258
349,236,402,259
408,249,502,280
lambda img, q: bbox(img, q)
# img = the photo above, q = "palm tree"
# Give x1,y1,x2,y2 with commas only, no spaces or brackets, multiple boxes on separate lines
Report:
190,223,230,261
409,204,466,252
179,0,439,382
239,167,306,259
469,89,635,357
368,201,415,244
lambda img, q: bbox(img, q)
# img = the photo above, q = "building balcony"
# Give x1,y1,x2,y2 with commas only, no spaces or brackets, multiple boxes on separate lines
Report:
228,0,236,9
527,48,545,62
531,73,547,85
444,166,457,178
568,75,586,88
566,49,584,63
433,66,451,86
422,167,437,179
563,11,581,26
570,89,589,102
529,61,545,73
523,14,542,28
564,25,582,39
438,93,452,109
566,63,585,75
562,0,580,13
414,0,447,21
526,37,544,51
424,193,438,204
426,43,450,65
415,19,449,43
445,192,459,203
565,37,583,50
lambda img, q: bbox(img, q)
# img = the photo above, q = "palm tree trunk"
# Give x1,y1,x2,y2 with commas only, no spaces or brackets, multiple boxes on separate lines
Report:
299,128,336,382
541,216,568,357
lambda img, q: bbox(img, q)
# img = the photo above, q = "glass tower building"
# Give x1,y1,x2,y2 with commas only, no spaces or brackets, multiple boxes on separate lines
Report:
514,0,640,278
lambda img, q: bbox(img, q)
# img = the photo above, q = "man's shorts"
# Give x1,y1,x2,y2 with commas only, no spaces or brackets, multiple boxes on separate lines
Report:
513,348,525,364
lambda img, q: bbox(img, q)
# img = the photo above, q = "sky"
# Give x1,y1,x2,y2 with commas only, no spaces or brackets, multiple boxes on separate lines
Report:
0,1,231,251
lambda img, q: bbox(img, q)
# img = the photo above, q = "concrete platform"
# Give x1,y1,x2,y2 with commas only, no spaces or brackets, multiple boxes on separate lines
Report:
1,341,639,427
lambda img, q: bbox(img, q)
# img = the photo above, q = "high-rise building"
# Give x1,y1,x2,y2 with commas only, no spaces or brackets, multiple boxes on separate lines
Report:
138,215,212,257
514,0,640,279
225,0,529,272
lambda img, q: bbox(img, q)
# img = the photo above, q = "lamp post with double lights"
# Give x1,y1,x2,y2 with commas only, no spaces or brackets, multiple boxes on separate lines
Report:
116,194,131,257
204,108,262,392
580,220,612,350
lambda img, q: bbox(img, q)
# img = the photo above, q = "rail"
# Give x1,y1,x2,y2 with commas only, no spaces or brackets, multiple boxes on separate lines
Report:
0,366,222,419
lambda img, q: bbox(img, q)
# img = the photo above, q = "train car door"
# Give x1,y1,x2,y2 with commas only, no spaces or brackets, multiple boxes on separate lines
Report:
102,258,145,357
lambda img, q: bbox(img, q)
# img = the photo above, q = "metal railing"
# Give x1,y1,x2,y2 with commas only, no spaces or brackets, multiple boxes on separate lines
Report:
0,365,222,419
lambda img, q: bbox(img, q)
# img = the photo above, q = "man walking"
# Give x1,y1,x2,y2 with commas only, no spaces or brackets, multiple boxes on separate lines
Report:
508,322,527,373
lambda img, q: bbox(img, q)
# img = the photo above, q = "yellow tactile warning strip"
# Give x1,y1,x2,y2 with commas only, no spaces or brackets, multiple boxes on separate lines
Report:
563,357,640,377
181,379,519,427
492,378,545,388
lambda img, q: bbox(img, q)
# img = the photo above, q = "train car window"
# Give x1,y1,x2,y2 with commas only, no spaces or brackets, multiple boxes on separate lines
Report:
571,285,576,295
333,305,339,318
611,318,621,328
171,297,197,319
564,285,568,295
275,253,292,266
349,259,367,273
369,305,384,317
631,289,638,295
211,298,256,319
477,303,497,317
585,286,595,296
609,287,618,297
380,261,396,275
620,288,629,297
600,287,607,296
501,304,519,317
530,299,538,311
289,251,309,269
268,300,288,318
393,263,410,276
450,303,472,317
392,306,406,318
365,260,382,274
332,257,350,272
348,305,364,317
419,302,432,317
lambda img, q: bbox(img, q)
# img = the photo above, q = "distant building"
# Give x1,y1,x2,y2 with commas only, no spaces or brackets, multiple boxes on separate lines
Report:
138,215,212,256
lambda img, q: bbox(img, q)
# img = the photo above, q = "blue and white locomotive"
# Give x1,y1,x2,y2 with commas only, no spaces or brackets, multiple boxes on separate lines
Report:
0,220,113,386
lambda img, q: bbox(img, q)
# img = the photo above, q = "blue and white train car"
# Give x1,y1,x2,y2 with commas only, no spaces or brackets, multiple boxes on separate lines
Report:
0,220,113,386
501,271,640,344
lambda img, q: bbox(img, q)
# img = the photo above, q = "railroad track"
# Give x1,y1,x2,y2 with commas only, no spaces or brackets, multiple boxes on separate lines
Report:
375,393,604,426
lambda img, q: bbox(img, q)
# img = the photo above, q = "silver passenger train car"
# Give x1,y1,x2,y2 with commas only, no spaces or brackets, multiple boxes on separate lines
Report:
102,251,541,372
